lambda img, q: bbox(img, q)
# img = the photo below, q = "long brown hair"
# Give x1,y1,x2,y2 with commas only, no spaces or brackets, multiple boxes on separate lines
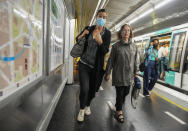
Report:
117,24,134,41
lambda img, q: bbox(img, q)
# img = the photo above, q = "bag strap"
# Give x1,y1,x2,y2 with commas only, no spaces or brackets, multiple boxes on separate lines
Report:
80,26,91,38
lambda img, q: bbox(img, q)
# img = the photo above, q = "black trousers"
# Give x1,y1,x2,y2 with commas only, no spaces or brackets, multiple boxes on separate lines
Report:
115,86,130,111
95,70,105,92
79,62,96,109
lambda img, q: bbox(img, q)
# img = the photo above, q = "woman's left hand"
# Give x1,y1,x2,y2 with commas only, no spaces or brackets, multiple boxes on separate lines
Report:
105,75,110,81
134,74,138,78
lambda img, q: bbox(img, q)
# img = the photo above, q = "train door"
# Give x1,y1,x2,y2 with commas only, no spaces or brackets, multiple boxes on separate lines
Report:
153,34,171,81
134,38,150,63
134,40,143,62
165,29,188,88
181,30,188,91
142,38,150,57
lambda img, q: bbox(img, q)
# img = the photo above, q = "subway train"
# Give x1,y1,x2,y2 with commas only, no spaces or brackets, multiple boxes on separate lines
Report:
108,0,188,93
133,23,188,92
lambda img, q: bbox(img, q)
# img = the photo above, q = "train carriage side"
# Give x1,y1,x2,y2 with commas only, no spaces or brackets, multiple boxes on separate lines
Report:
134,24,188,92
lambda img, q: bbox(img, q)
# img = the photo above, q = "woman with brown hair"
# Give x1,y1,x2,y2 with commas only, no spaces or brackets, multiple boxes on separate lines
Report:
76,9,111,122
105,24,139,123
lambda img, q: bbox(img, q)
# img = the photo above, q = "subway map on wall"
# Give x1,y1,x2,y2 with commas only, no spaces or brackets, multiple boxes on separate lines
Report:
0,0,43,94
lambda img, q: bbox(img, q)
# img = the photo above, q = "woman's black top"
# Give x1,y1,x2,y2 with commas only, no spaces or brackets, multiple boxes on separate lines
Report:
76,25,111,71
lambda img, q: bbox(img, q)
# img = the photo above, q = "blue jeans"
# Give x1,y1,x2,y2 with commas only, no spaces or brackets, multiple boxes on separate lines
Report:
143,61,158,95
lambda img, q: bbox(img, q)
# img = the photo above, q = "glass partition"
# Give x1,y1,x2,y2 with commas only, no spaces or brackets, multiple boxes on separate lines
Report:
0,0,43,95
183,37,188,74
169,32,186,72
50,0,65,71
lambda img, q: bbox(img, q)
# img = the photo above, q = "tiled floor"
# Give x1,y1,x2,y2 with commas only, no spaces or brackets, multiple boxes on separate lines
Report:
47,82,188,131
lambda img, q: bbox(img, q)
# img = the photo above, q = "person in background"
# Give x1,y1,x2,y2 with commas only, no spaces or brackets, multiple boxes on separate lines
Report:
76,9,111,122
164,43,169,57
158,43,166,58
144,40,154,67
163,43,170,75
143,39,159,96
142,41,153,85
158,42,166,80
105,24,139,123
139,41,153,72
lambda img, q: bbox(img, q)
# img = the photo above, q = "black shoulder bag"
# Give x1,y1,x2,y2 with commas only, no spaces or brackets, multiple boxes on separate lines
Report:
70,27,91,58
70,37,86,58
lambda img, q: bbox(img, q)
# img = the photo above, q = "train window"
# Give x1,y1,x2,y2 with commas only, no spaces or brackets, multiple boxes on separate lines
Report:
134,40,142,48
140,40,148,62
134,40,143,62
169,32,186,72
142,40,147,49
183,40,188,74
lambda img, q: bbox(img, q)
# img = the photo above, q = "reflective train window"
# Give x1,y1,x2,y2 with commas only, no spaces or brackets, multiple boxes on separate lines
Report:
183,39,188,74
169,32,186,72
134,40,143,63
134,40,142,49
141,40,148,62
142,40,147,48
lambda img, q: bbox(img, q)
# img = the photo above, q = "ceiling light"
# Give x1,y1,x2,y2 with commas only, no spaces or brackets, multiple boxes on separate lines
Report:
159,38,171,42
91,0,108,25
129,0,175,25
89,0,102,26
129,8,153,24
99,0,107,9
111,0,176,30
155,0,174,9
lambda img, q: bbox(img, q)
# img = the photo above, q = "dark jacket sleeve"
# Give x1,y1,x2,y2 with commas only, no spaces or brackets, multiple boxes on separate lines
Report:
98,30,111,55
76,26,90,42
134,46,140,75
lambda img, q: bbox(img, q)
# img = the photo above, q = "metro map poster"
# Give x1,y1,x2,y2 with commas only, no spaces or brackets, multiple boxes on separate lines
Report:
0,0,43,96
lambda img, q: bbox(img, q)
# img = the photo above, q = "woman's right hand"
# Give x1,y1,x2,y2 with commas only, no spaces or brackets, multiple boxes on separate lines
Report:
81,29,89,37
78,29,89,40
105,75,110,81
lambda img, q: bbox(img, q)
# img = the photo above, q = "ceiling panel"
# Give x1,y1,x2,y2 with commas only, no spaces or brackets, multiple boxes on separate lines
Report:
105,0,149,28
131,0,188,36
72,0,188,41
73,0,149,33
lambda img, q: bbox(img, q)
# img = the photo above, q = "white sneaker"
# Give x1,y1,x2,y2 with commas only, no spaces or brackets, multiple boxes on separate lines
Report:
99,86,104,91
85,106,91,116
77,109,85,122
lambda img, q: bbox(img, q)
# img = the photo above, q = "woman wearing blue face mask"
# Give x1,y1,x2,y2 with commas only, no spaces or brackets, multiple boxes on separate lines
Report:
76,9,111,122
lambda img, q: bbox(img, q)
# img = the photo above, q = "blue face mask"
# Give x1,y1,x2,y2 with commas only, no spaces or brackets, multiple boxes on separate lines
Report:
96,18,106,26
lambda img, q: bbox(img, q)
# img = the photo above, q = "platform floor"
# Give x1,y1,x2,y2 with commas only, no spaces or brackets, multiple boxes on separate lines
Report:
47,82,188,131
